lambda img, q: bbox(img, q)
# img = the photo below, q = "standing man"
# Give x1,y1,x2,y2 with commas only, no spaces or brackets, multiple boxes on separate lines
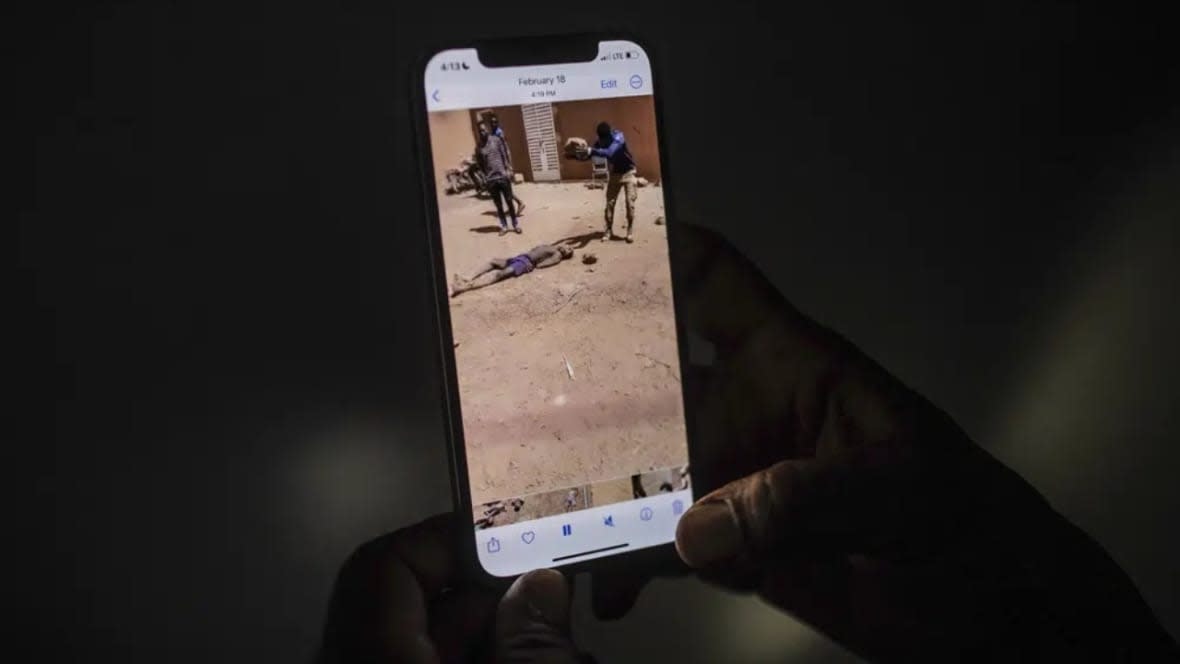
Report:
583,121,638,243
475,123,521,236
488,115,526,214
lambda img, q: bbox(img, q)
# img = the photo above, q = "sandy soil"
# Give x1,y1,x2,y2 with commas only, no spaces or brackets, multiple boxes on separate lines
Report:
439,181,687,508
587,476,633,507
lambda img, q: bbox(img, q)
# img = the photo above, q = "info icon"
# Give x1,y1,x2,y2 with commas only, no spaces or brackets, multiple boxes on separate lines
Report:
639,507,654,521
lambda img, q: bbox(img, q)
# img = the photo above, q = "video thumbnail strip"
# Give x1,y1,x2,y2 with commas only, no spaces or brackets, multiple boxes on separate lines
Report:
474,465,689,529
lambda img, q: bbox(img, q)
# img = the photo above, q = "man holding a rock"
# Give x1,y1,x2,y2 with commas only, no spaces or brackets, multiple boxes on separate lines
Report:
569,122,639,243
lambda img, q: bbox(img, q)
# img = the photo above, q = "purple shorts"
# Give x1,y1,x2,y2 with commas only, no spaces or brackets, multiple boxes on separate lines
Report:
507,254,534,276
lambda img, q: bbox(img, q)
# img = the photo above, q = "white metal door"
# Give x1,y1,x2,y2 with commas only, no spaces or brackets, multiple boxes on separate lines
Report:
521,103,561,182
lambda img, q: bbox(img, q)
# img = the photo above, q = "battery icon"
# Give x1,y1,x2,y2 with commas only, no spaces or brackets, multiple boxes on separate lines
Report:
625,50,639,59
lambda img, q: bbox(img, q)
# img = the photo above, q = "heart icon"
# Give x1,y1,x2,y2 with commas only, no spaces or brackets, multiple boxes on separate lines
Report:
521,531,535,544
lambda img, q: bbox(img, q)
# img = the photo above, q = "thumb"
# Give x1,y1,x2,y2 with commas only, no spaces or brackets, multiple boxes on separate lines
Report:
675,454,886,569
495,569,586,663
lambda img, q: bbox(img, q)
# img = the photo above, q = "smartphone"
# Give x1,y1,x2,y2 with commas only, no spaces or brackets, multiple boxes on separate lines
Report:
415,35,693,579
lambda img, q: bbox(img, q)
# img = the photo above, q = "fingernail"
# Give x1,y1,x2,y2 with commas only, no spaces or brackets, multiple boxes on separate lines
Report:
675,500,743,567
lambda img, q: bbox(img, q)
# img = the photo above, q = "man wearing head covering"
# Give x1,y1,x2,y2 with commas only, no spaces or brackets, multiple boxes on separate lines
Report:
585,121,638,243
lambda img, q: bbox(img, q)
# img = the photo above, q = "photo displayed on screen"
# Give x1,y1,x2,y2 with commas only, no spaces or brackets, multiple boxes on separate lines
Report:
425,51,690,538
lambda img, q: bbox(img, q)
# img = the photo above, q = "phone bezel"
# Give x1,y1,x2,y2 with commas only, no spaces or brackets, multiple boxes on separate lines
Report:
409,32,699,587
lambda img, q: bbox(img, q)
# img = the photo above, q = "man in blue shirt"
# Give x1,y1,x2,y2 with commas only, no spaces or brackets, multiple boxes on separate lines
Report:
488,115,526,215
584,122,638,243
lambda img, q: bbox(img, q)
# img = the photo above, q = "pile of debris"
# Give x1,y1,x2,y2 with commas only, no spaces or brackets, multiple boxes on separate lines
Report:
443,153,484,195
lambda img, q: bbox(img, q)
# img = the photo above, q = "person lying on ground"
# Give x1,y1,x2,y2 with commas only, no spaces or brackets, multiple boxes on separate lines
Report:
320,223,1178,663
450,243,574,297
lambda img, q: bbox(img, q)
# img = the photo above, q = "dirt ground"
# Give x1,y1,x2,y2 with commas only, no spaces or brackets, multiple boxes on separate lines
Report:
440,181,687,509
587,476,633,507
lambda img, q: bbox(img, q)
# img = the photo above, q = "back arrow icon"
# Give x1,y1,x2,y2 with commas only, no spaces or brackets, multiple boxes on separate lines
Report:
431,89,440,102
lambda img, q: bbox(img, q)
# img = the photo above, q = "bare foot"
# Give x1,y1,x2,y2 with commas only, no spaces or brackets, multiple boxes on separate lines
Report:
451,275,467,297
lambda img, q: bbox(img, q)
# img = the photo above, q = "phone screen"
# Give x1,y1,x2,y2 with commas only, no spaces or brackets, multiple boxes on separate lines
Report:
422,40,690,576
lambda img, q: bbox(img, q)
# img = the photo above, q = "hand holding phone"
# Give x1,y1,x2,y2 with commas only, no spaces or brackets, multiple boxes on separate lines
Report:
383,30,1180,662
317,513,586,663
661,224,1177,661
322,219,1178,659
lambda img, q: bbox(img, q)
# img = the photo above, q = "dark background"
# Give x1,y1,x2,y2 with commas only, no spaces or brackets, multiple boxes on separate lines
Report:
16,2,1178,661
